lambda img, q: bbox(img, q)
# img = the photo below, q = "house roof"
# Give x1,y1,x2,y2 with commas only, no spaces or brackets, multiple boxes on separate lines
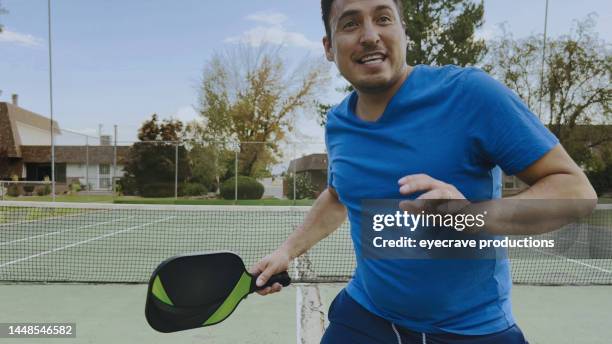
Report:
0,102,61,158
20,146,130,164
288,153,328,172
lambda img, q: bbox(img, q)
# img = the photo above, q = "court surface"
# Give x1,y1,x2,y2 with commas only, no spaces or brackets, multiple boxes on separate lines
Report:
1,202,611,343
0,283,611,343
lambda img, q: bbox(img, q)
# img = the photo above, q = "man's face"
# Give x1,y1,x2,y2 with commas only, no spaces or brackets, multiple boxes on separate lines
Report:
323,0,408,94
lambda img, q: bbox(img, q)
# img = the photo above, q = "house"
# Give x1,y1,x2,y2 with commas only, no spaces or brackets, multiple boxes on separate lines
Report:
285,153,328,197
0,96,129,192
286,151,610,197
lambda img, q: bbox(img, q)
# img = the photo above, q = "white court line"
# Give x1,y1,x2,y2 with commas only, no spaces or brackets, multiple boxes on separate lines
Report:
532,248,612,274
0,209,110,228
0,216,134,246
0,216,175,269
556,237,588,245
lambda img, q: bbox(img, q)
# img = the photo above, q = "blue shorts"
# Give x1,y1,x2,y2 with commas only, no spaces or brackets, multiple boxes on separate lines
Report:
321,289,529,344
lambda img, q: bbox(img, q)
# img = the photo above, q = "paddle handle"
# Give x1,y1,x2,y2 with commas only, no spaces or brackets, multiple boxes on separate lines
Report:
254,271,291,291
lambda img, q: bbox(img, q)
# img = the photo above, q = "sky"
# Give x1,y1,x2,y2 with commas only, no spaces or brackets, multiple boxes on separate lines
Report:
0,0,610,150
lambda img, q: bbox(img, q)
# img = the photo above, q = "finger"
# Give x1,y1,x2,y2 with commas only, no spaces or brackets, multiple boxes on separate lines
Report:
256,286,276,296
398,175,443,195
256,270,270,287
248,265,262,276
416,189,449,200
264,283,282,294
248,258,267,276
398,174,438,186
399,198,433,214
256,262,282,287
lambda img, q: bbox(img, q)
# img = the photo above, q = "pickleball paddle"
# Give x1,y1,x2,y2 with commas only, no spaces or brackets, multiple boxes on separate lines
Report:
145,251,291,333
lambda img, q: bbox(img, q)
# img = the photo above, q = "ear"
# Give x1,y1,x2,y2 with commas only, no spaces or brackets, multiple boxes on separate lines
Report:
322,36,334,62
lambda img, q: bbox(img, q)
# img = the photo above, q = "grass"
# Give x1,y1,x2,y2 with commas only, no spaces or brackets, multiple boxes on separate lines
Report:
1,194,314,206
1,194,115,203
113,197,315,206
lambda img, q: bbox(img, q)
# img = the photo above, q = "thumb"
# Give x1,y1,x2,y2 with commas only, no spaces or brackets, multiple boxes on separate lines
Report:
256,264,278,287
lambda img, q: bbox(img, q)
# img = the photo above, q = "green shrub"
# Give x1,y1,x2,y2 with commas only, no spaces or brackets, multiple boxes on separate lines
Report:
284,174,316,200
7,184,20,197
182,182,208,197
220,176,264,200
23,185,35,195
36,184,51,196
139,183,176,198
70,182,81,193
118,177,138,196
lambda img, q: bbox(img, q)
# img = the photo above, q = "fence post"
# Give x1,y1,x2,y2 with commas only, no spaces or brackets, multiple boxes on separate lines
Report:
293,143,297,205
113,125,118,198
234,148,238,204
175,142,179,200
85,136,89,196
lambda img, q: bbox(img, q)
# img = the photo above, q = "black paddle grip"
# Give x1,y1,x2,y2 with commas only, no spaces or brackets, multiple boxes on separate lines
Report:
256,271,291,290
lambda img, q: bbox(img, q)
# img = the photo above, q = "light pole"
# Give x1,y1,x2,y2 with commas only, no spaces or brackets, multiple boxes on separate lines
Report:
48,0,56,201
538,0,550,122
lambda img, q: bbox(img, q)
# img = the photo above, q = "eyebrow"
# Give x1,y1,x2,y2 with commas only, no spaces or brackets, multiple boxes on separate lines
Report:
335,4,395,25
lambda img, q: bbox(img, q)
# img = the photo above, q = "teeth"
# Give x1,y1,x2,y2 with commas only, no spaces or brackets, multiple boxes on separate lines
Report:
360,54,385,64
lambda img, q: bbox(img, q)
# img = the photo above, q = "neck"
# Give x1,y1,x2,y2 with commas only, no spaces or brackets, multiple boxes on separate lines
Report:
355,65,413,122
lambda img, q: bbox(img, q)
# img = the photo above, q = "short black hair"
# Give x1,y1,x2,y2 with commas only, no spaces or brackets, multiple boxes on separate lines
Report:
321,0,405,42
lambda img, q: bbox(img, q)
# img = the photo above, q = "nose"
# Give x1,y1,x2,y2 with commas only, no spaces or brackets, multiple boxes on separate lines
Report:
359,22,380,47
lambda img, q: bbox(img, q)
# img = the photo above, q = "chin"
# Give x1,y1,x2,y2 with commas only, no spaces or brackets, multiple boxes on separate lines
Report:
352,77,394,93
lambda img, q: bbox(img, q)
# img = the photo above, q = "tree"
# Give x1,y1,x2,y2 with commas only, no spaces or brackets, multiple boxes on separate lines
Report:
402,0,487,66
0,1,6,34
121,114,192,197
484,16,611,165
188,142,232,193
195,45,329,178
485,15,611,194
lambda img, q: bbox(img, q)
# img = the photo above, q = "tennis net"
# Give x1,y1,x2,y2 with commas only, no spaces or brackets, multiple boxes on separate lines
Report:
0,201,611,285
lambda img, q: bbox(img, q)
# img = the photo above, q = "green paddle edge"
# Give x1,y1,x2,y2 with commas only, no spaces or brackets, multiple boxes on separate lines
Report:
151,272,253,326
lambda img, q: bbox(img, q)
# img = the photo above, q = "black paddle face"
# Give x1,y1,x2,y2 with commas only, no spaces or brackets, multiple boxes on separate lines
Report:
145,252,249,333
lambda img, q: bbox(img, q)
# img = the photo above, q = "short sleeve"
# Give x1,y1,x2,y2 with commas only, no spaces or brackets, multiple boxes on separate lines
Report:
325,126,335,189
463,68,559,176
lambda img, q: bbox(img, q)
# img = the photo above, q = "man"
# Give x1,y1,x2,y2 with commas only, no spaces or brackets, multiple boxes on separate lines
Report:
251,0,597,343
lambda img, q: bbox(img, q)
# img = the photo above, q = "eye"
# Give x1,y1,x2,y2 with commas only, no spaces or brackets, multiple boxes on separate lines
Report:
378,15,392,24
342,20,357,30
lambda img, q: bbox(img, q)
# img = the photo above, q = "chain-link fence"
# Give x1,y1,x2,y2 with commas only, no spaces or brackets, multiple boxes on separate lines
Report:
0,125,119,202
109,139,328,204
3,129,329,204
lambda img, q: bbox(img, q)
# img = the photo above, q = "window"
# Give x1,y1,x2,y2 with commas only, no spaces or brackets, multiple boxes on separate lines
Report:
99,164,111,190
99,164,110,175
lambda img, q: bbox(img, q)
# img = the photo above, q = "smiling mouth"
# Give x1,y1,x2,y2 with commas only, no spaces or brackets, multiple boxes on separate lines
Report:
357,53,387,65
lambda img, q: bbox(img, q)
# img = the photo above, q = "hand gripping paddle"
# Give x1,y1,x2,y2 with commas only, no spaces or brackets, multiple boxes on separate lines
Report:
145,251,291,333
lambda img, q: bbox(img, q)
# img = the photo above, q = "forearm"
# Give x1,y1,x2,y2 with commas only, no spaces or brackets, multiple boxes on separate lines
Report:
474,173,597,235
279,188,347,259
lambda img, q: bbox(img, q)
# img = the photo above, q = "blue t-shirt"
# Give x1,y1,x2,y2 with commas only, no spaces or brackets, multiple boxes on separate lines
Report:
325,65,559,335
